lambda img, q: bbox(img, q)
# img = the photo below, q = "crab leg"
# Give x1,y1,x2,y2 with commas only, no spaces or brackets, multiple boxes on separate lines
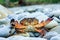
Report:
35,28,45,37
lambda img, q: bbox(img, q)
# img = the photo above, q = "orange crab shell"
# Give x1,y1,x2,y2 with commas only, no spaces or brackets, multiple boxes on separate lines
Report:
20,18,39,26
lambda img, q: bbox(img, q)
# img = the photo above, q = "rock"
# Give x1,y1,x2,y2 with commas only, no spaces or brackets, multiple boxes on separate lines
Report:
50,26,60,34
50,35,60,40
8,35,47,40
29,32,35,37
0,25,15,37
24,7,36,12
8,14,18,20
42,8,53,13
44,31,58,40
16,12,31,21
0,37,9,40
29,32,40,37
58,16,60,19
53,17,60,22
0,11,8,19
35,8,44,12
14,9,24,14
0,4,13,15
33,32,40,37
17,33,30,37
0,18,10,25
23,37,47,40
50,37,60,40
0,5,13,25
36,12,48,22
49,10,60,17
8,35,24,40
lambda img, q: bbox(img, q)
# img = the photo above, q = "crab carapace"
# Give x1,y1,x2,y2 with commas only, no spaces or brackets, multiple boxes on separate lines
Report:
10,15,54,36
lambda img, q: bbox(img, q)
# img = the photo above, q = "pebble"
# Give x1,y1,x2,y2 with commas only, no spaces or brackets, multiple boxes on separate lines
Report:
43,31,59,40
50,26,60,34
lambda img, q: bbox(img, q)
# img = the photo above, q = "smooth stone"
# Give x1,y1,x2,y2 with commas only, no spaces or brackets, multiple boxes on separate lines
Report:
29,32,40,37
44,31,58,40
14,9,24,14
8,14,18,20
0,37,9,40
8,35,24,40
8,35,47,40
0,11,8,19
50,26,60,34
0,25,15,37
0,4,13,15
0,18,10,25
53,17,60,22
17,33,30,37
43,8,53,13
49,10,60,17
50,35,60,40
35,12,49,22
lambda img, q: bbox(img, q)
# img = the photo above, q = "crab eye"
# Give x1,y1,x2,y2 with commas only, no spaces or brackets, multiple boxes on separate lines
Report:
10,19,15,23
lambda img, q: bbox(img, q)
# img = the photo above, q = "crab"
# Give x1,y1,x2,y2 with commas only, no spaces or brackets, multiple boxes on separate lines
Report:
10,15,54,37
